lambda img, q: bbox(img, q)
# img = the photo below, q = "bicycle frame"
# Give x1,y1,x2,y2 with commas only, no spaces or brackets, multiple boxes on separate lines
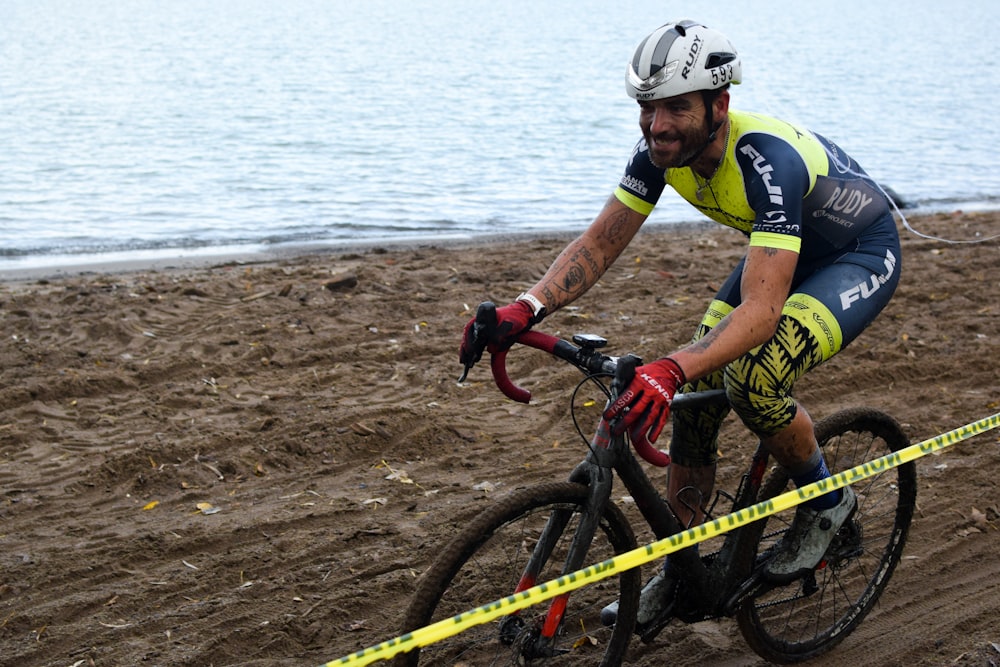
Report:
409,308,915,665
493,330,775,651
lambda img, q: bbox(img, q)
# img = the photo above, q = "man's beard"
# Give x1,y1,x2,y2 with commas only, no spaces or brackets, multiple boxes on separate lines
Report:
646,123,711,169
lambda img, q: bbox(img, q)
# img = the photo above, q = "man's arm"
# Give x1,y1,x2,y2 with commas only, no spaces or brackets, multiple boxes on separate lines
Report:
671,244,797,380
525,194,648,314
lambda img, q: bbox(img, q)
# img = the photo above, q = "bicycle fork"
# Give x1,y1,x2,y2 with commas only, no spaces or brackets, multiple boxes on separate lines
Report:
504,436,617,656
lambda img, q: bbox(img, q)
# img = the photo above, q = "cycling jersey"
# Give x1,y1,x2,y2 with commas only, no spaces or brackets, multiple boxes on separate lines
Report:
610,109,902,463
614,109,895,273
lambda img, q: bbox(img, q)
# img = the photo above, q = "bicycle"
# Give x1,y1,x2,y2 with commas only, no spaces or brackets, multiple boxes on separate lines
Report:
395,302,916,665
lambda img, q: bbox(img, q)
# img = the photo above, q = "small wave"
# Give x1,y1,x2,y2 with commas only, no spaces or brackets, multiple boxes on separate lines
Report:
0,219,483,260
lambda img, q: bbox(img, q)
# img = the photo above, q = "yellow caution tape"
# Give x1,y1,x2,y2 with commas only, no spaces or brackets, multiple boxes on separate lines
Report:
324,411,1000,667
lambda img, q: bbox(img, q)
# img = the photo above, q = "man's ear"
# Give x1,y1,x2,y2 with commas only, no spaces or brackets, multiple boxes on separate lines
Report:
715,89,731,118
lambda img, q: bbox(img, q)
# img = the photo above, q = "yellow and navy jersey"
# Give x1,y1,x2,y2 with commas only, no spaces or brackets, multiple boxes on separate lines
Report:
614,110,894,262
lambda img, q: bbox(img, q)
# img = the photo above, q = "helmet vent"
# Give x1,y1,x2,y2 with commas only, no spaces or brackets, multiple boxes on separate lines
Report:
706,52,737,68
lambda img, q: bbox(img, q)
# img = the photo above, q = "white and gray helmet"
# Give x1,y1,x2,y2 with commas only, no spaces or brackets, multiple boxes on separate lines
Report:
626,21,741,101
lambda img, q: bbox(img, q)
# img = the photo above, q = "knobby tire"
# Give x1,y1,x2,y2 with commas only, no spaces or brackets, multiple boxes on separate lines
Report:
734,407,916,663
395,482,641,666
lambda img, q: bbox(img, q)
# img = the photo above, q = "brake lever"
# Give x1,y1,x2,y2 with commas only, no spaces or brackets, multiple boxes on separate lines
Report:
608,353,670,467
611,353,641,403
458,301,498,382
603,352,640,432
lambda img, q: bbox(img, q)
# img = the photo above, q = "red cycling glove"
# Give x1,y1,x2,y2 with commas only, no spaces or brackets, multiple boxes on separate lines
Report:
603,357,686,445
459,300,538,367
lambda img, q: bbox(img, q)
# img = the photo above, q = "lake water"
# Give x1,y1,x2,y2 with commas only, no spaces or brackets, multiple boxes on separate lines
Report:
1,0,998,270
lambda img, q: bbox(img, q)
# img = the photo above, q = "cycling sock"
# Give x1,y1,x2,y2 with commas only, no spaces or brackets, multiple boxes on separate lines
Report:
790,449,842,510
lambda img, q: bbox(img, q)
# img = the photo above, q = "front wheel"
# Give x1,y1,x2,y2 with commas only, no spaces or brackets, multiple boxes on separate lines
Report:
395,482,641,666
735,407,916,663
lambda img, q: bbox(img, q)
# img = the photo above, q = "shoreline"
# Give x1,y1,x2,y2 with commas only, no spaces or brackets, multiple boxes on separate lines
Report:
3,208,993,285
0,220,716,284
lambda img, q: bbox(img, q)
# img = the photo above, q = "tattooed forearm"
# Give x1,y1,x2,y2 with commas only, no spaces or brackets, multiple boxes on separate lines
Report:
559,262,588,296
548,254,591,299
538,239,603,303
540,285,556,307
576,245,601,275
531,197,644,312
690,316,732,353
599,208,631,248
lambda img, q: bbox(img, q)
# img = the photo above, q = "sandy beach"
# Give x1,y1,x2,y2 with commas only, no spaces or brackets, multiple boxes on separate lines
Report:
1,210,998,666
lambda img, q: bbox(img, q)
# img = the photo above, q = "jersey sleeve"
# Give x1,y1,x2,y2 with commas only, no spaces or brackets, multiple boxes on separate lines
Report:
733,133,812,254
613,138,667,216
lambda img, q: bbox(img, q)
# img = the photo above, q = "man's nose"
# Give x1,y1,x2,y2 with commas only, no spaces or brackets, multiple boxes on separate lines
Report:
649,107,673,134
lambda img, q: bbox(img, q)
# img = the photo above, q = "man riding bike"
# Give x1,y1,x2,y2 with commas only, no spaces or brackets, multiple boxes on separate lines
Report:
459,20,900,633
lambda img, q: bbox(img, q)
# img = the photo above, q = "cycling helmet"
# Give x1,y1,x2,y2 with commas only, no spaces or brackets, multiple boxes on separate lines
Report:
626,20,741,100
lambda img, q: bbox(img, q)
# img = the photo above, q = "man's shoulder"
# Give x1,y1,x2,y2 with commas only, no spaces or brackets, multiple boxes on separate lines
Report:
730,110,813,148
729,110,829,177
616,137,667,212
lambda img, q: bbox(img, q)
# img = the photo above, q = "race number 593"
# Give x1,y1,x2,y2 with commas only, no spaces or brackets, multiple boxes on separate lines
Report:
711,64,736,86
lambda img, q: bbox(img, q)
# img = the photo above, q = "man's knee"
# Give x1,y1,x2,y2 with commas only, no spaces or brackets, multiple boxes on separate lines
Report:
725,376,797,438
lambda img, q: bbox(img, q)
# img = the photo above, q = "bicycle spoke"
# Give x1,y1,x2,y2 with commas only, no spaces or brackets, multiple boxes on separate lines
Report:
735,408,916,663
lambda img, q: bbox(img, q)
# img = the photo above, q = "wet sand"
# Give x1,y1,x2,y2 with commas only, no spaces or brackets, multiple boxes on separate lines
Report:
1,210,998,666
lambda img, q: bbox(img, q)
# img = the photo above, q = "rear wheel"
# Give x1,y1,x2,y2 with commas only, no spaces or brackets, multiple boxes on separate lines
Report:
395,482,640,666
736,407,916,663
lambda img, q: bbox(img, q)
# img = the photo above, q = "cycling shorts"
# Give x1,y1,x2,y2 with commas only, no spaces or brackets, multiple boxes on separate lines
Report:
669,218,901,467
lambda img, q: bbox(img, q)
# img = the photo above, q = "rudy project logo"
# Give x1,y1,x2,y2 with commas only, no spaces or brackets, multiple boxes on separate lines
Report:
819,186,875,219
680,35,703,79
812,209,856,229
